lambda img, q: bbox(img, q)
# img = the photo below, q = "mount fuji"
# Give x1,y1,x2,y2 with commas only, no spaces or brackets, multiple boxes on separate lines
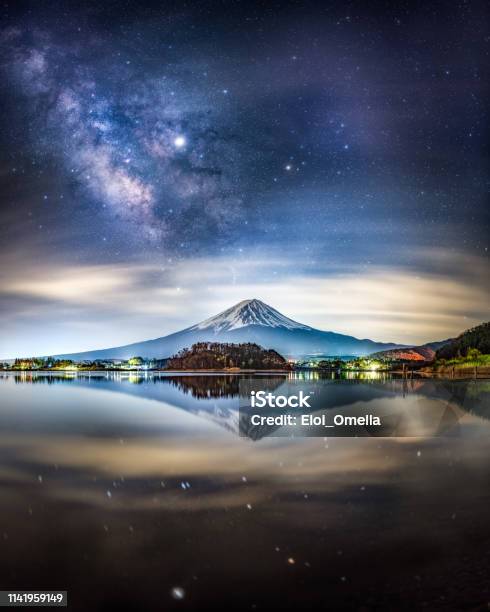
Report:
52,299,404,361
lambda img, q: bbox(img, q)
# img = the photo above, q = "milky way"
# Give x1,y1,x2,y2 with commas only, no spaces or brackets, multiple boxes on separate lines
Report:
2,22,255,249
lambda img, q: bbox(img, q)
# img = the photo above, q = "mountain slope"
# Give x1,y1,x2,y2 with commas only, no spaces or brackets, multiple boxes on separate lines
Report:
52,298,404,360
436,322,490,360
371,346,437,363
371,338,454,363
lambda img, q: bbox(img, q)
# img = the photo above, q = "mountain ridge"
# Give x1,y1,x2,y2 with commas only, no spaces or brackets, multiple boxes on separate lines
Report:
370,338,454,362
48,299,406,361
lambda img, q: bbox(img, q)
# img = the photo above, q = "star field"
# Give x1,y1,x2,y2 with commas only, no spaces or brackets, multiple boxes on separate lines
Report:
0,0,488,355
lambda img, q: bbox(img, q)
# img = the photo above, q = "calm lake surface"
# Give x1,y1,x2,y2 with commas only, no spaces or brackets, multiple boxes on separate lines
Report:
0,372,489,610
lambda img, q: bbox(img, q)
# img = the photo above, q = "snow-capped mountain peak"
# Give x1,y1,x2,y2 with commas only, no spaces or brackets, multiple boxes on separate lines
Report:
188,299,313,333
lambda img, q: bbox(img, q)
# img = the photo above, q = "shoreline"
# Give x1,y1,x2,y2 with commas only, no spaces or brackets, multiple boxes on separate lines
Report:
418,364,490,379
2,367,489,379
1,368,292,374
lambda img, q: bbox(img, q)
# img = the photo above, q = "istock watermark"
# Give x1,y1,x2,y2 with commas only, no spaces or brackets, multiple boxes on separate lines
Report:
250,390,311,408
238,377,464,440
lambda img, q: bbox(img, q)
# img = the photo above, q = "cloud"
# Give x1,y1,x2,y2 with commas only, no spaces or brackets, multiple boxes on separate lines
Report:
0,248,488,357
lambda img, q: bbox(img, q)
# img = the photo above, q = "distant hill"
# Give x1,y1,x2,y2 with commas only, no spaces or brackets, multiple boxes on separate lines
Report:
371,346,435,363
424,339,455,352
436,322,490,360
371,338,453,363
165,342,288,370
49,299,405,360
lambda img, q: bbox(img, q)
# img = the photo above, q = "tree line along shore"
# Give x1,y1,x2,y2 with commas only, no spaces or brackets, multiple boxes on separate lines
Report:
2,322,489,378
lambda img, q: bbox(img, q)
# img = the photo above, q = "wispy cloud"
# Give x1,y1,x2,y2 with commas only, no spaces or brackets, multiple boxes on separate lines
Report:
1,248,488,357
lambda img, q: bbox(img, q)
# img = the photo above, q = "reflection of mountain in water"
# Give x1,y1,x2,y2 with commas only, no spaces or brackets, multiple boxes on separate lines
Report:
173,376,488,439
437,380,490,420
165,375,285,399
167,375,241,399
3,373,489,438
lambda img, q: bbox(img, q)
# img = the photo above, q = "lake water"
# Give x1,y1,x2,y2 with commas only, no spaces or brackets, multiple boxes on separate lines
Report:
0,372,489,610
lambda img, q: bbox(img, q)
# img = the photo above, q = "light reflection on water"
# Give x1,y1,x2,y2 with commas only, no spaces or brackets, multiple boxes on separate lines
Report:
0,372,489,610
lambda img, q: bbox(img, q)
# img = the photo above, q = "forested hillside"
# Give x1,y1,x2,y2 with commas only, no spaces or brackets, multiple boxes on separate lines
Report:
166,342,289,370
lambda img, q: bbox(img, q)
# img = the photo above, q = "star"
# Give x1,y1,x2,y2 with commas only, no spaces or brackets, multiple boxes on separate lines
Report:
174,136,186,149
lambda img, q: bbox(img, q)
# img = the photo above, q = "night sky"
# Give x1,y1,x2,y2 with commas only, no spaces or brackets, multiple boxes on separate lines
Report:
0,0,488,357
